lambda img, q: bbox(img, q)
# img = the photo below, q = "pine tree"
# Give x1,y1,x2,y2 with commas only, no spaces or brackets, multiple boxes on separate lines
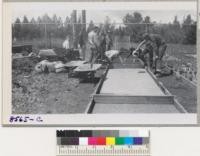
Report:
13,18,21,40
87,20,94,33
21,16,30,39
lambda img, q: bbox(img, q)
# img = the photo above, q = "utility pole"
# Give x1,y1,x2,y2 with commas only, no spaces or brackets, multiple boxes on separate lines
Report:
82,10,86,32
44,24,47,49
72,10,77,48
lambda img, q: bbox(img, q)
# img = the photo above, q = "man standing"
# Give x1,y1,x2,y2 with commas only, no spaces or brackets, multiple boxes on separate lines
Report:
62,36,70,50
88,26,99,68
105,30,113,51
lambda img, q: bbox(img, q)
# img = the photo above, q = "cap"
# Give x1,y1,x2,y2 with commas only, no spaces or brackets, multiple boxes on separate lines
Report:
143,33,150,40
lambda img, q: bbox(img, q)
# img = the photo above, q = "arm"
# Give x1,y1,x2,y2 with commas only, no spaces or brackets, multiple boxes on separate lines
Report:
126,52,132,59
136,40,146,51
127,40,145,59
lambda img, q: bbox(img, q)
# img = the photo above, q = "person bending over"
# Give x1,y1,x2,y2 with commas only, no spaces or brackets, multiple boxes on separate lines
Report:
135,33,167,69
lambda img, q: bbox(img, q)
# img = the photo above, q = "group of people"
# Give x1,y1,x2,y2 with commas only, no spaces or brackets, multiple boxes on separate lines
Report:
87,26,113,68
62,26,113,68
87,26,168,70
63,25,168,70
131,33,167,72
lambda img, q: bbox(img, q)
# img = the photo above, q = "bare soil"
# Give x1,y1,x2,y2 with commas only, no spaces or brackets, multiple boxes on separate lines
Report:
12,57,97,114
158,75,197,113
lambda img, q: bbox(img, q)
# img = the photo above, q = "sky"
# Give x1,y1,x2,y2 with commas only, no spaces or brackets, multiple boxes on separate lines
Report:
12,2,196,24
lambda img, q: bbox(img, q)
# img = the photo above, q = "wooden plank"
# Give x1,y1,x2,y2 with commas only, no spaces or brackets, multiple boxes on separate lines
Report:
100,69,165,95
147,68,187,113
146,68,171,95
174,99,187,113
12,55,34,60
65,61,86,68
12,44,32,53
74,64,102,72
93,94,174,105
92,103,180,113
85,66,109,114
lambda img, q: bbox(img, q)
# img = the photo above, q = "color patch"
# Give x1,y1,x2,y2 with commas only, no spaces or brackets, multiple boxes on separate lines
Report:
88,137,97,145
115,137,124,145
61,137,79,145
143,137,149,144
134,137,143,145
124,137,133,145
79,137,88,145
106,137,115,145
97,137,106,145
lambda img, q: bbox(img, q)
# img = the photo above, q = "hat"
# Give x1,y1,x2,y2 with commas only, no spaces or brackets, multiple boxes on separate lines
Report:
143,33,150,40
93,25,99,29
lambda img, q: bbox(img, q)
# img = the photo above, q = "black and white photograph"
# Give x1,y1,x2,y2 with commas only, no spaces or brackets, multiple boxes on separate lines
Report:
11,2,197,116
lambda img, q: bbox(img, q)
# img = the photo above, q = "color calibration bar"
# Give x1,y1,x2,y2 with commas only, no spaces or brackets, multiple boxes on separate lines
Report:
56,130,150,156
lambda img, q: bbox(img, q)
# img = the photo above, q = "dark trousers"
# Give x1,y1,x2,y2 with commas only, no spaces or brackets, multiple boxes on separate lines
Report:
155,43,167,60
140,47,153,68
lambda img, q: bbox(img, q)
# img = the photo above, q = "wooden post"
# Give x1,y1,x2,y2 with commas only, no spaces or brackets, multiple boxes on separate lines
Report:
81,10,86,60
82,10,86,32
44,23,47,49
145,23,148,33
72,10,77,48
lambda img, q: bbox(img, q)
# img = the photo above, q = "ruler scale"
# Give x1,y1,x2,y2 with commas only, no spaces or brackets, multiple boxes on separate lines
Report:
56,130,150,156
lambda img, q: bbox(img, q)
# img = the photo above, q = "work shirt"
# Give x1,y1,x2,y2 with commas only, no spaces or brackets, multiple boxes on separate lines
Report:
148,34,165,47
88,30,99,48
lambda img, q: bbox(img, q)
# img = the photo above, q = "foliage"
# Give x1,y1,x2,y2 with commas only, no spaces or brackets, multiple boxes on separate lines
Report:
12,11,196,46
120,12,196,44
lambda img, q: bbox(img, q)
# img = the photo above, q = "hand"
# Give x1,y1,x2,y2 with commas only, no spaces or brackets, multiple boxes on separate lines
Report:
155,56,159,60
132,50,138,56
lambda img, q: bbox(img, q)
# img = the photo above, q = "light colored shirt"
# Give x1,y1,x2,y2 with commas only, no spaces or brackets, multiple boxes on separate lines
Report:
88,30,98,47
62,39,70,49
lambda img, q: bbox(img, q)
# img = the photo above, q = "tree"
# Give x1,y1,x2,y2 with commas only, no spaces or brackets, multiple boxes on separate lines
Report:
29,17,38,39
30,17,36,24
104,16,112,32
87,20,95,33
144,16,151,23
182,14,196,44
183,15,193,25
36,17,43,38
21,16,30,39
123,12,144,42
42,14,52,23
13,18,21,40
64,16,73,37
173,16,180,26
143,16,151,33
22,16,29,23
52,14,58,23
37,17,42,23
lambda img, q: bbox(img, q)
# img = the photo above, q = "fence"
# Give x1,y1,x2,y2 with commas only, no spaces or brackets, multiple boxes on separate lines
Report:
12,22,197,51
